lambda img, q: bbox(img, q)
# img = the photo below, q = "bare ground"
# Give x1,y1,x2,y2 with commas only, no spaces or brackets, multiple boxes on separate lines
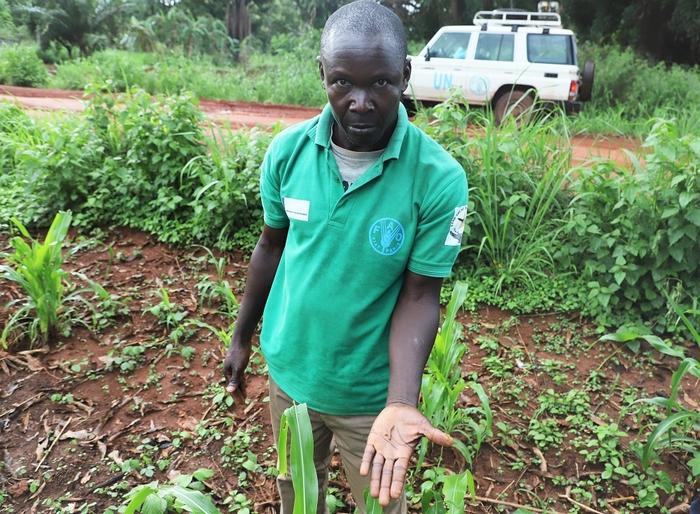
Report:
1,228,697,513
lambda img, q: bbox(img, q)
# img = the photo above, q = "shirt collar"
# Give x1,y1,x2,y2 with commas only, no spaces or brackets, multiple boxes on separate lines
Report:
311,103,408,162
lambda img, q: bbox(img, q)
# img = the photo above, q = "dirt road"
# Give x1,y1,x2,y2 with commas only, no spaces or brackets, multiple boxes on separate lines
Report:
0,85,638,165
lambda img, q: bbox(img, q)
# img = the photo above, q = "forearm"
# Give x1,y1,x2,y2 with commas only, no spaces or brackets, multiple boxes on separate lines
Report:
386,273,442,406
230,228,286,347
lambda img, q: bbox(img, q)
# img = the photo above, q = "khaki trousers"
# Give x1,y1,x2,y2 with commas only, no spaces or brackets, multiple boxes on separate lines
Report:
269,379,408,514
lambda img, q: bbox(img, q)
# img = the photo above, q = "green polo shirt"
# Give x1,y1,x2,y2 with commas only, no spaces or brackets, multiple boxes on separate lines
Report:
259,104,468,415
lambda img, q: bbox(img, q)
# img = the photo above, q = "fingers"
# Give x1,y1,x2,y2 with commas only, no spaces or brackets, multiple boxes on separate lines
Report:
360,442,376,476
369,453,384,499
226,372,246,402
423,424,453,447
390,457,409,499
379,457,394,506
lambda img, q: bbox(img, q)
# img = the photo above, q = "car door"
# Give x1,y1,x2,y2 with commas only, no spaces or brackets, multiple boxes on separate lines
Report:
519,31,578,101
408,30,471,102
465,31,519,104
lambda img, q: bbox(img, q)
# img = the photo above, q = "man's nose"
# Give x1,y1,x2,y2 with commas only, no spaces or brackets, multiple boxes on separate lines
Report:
349,88,373,112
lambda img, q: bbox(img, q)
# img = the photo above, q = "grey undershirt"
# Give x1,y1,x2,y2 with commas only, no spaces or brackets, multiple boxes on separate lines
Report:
330,140,384,191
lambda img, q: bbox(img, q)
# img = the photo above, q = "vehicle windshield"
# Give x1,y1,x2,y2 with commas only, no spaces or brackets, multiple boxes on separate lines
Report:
428,32,471,59
527,34,574,65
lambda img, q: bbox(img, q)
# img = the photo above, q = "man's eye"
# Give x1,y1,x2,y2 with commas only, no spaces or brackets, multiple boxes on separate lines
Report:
375,79,389,87
335,79,350,87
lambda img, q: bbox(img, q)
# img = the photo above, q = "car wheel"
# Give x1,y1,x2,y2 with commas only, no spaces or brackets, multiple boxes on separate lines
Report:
579,60,595,102
494,89,535,126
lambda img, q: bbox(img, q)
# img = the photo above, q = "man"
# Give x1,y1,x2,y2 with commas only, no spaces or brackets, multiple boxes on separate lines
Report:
223,1,468,512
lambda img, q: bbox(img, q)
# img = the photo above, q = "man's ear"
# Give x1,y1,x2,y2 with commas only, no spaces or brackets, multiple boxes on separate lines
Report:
317,55,325,84
402,57,412,92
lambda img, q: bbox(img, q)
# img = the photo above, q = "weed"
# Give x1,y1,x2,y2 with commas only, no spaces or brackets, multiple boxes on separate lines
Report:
122,468,220,514
143,287,189,343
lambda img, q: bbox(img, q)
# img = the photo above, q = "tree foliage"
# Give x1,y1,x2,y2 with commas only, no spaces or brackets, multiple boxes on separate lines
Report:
4,0,700,65
563,0,700,65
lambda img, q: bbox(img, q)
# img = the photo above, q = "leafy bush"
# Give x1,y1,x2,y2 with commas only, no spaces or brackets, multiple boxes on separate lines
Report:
0,44,48,87
0,86,269,250
560,118,700,329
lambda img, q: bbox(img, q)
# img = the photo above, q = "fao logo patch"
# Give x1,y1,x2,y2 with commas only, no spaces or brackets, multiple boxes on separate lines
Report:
369,218,404,256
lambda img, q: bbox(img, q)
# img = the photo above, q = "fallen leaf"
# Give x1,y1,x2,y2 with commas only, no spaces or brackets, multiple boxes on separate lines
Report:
59,430,93,441
108,449,123,466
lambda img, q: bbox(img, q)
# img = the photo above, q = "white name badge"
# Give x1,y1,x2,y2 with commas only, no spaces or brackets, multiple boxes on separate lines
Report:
284,197,310,221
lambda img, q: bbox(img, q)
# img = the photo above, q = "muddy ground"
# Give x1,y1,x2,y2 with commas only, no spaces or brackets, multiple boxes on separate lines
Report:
1,228,697,513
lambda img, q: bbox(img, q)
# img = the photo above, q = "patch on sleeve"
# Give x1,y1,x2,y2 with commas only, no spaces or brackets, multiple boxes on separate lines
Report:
445,205,467,246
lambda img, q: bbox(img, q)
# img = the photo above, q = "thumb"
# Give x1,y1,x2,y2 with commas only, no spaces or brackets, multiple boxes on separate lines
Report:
226,377,239,394
421,423,453,447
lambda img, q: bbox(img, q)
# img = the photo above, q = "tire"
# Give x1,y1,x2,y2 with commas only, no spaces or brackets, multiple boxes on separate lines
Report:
493,89,535,126
579,60,595,102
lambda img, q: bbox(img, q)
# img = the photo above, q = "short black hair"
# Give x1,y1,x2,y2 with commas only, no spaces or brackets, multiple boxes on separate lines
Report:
320,0,407,59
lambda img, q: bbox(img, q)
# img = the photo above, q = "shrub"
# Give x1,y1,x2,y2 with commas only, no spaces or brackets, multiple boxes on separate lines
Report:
559,118,700,330
0,85,269,250
0,44,48,87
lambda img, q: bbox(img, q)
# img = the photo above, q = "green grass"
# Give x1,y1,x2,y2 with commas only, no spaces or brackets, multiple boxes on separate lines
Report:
49,48,326,107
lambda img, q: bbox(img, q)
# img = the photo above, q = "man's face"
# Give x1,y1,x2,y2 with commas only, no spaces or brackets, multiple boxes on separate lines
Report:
319,34,411,152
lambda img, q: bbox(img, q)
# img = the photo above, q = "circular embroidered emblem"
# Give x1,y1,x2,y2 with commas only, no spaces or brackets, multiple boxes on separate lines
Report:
369,218,404,256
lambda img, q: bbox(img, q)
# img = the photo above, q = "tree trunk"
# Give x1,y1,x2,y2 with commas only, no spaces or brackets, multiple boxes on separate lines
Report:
226,0,251,41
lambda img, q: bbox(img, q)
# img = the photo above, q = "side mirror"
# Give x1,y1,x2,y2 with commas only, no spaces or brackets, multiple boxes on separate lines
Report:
425,47,431,61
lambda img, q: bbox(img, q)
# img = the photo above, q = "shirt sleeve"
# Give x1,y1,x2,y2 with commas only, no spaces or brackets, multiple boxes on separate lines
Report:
407,172,469,278
260,145,290,229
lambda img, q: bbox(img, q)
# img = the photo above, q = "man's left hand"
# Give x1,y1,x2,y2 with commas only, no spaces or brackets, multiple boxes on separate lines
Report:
360,403,453,506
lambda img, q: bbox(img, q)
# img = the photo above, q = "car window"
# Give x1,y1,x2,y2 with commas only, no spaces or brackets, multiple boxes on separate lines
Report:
428,32,471,59
475,33,514,61
527,34,574,64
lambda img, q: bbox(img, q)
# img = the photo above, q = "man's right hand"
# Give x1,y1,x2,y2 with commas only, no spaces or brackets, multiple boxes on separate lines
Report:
223,341,251,402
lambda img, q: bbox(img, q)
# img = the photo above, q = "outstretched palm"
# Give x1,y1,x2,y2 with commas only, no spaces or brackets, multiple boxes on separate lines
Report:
360,404,453,506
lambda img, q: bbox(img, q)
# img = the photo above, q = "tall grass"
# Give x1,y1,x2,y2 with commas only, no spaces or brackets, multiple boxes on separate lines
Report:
414,98,573,293
49,48,326,107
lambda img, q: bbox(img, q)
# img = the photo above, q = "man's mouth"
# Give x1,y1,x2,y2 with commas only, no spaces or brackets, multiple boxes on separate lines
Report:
347,124,376,133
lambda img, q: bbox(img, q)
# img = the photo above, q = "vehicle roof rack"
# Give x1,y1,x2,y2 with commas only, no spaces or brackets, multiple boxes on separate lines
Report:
473,10,562,28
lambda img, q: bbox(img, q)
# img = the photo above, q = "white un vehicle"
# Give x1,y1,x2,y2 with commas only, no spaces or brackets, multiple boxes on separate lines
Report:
405,7,595,123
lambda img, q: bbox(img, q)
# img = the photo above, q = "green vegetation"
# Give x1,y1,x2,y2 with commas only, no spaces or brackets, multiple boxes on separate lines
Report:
0,211,78,348
48,43,326,107
1,2,698,509
416,98,700,330
122,468,221,514
276,403,318,514
573,43,700,135
0,44,47,86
